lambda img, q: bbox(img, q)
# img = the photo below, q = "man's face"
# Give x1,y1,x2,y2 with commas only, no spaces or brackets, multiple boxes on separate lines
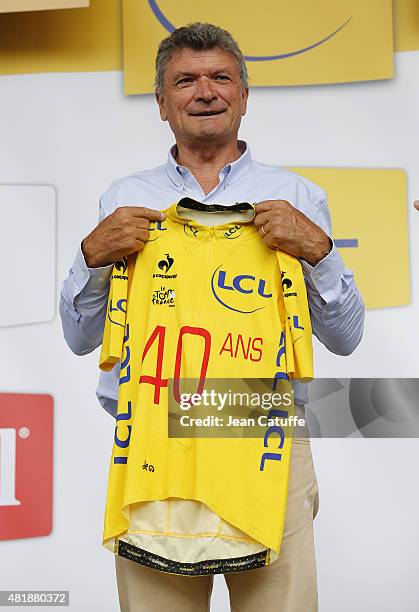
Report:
155,47,248,146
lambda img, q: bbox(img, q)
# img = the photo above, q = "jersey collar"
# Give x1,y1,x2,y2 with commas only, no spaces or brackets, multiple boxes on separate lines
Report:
164,199,256,230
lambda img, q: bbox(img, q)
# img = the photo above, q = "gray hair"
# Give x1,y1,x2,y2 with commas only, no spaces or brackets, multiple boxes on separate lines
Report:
154,22,249,95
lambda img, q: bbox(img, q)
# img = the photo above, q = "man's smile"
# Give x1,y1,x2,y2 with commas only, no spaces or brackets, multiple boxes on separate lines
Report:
188,109,227,117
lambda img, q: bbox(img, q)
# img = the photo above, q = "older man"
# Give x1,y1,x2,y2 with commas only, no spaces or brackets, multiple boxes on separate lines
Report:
60,22,365,612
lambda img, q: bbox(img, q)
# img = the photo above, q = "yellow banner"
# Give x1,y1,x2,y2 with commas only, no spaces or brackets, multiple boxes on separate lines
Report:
0,0,404,78
0,0,88,12
287,167,410,310
394,0,419,51
123,0,394,95
0,0,120,75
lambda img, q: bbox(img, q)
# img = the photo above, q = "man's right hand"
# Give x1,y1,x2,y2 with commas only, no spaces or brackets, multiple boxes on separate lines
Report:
81,206,166,268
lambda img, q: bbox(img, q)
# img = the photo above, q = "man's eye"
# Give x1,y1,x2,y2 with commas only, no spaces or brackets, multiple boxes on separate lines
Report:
177,78,193,85
214,75,230,80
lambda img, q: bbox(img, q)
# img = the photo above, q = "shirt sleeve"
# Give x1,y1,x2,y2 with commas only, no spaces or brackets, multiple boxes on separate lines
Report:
59,195,114,356
298,191,365,356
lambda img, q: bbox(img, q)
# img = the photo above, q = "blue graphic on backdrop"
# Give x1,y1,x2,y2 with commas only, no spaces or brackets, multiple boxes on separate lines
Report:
148,0,352,62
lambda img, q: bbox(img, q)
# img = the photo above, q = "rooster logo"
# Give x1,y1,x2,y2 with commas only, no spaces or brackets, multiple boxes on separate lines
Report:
281,271,292,291
158,253,174,273
115,256,128,274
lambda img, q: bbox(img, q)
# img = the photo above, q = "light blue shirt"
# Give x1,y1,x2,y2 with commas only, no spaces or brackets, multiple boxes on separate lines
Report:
59,140,365,418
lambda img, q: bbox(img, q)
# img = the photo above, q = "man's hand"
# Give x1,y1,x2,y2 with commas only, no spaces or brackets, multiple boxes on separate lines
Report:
414,200,419,211
81,206,166,268
253,200,332,266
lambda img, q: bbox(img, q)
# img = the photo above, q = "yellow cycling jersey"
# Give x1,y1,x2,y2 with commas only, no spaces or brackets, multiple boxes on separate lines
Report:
99,199,313,576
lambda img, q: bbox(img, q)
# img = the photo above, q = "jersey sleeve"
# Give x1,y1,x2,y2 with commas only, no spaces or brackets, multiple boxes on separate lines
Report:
276,251,314,382
99,255,133,371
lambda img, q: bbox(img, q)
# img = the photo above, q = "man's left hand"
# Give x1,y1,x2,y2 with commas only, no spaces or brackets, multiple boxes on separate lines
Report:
254,200,332,266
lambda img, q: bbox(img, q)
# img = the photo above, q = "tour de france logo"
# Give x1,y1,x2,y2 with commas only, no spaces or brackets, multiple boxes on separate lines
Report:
151,286,176,307
147,0,352,61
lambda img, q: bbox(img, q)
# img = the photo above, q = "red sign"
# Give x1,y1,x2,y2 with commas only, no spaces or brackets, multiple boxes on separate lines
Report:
0,393,53,540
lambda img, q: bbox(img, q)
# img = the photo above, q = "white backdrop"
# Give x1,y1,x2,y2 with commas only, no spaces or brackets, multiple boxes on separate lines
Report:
0,50,418,611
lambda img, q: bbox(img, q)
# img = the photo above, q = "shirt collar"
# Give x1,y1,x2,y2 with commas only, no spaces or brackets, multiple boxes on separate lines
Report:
165,139,252,190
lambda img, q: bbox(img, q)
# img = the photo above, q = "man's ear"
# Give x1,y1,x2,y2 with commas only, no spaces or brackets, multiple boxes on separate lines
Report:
241,87,249,116
155,91,167,120
155,91,168,121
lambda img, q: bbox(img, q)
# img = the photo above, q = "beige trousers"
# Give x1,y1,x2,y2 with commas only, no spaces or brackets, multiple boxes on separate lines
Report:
114,422,320,612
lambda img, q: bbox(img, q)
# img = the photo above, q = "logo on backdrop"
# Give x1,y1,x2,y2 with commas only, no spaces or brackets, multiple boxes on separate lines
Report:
0,394,53,541
147,0,352,61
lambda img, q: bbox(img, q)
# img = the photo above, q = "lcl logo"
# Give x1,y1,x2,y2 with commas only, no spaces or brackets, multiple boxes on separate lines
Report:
211,265,272,314
0,394,53,540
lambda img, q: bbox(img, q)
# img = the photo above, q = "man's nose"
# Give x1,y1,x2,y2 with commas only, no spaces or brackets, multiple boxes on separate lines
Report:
194,76,218,101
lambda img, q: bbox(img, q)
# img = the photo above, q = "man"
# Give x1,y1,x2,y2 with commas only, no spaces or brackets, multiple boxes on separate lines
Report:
60,22,365,612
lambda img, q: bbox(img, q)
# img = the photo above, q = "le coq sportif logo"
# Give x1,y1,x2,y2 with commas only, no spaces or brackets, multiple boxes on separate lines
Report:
158,253,174,273
115,256,128,274
153,254,177,280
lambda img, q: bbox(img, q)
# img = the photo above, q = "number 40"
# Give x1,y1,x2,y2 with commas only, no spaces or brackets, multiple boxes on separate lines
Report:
139,325,211,404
